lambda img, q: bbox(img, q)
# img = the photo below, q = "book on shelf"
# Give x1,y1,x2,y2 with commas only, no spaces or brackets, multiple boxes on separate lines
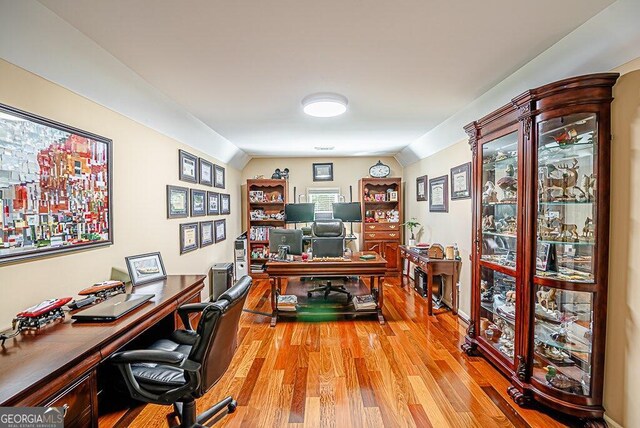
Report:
249,226,274,241
277,294,297,311
352,294,377,311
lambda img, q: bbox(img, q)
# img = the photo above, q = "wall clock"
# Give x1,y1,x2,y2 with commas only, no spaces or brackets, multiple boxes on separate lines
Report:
369,160,391,178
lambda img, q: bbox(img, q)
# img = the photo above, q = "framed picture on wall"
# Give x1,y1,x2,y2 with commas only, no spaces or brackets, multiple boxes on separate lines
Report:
220,193,231,215
214,164,225,188
179,150,198,183
167,185,189,218
199,158,213,186
125,252,167,286
200,221,214,247
180,222,199,254
416,175,427,201
450,162,471,200
214,219,226,243
0,102,113,264
207,191,219,215
190,189,206,216
313,162,333,181
429,175,449,212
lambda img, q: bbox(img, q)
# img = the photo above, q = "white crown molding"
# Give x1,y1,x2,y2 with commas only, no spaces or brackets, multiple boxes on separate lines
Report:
0,0,250,170
397,0,640,166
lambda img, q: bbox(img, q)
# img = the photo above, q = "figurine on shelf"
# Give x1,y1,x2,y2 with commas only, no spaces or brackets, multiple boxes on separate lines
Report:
505,290,516,304
497,164,517,201
582,217,594,240
542,159,580,201
363,187,372,202
482,215,495,231
495,151,509,162
552,128,579,148
482,181,499,204
553,218,579,242
271,168,290,180
536,287,557,311
545,366,583,394
582,173,596,202
480,280,493,303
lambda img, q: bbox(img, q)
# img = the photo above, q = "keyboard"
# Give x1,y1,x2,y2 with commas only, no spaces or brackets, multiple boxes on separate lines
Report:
309,257,352,262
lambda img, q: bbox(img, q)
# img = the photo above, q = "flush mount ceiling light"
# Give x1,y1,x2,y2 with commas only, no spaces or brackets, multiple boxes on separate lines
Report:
302,93,348,117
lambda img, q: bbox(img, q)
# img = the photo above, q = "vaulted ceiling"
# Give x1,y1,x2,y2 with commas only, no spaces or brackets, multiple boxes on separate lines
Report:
39,0,614,158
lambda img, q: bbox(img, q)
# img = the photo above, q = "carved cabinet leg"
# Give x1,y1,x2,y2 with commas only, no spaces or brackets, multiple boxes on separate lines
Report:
461,341,477,356
582,418,607,428
507,386,532,407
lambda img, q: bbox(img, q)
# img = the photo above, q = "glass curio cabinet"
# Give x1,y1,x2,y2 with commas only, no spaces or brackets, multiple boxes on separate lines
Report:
463,73,619,427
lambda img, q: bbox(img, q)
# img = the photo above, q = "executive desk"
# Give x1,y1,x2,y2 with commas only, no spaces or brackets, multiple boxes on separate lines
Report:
399,245,461,316
0,275,204,427
265,252,387,326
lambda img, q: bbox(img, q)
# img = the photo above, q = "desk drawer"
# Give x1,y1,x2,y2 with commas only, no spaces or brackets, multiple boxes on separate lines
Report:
44,372,95,427
364,223,400,232
364,231,400,241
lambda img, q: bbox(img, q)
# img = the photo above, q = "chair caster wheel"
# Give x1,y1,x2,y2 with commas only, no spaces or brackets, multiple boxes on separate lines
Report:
228,400,237,413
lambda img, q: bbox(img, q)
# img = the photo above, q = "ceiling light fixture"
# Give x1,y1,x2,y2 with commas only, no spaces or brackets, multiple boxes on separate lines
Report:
302,93,348,118
314,146,335,151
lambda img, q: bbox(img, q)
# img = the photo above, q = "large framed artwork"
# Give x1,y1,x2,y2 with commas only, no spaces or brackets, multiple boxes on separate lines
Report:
0,103,113,264
179,150,198,183
214,219,226,243
214,164,225,189
450,162,471,200
429,175,449,212
180,222,199,254
166,185,189,218
199,158,213,187
125,252,167,286
416,175,427,201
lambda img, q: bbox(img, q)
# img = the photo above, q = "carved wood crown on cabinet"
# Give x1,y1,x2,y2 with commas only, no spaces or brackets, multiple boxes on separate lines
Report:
463,73,619,426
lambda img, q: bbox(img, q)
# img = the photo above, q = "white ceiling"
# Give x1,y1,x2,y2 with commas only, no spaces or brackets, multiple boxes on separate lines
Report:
38,0,613,158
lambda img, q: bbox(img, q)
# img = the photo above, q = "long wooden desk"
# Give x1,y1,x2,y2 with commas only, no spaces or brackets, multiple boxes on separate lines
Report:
399,245,461,316
265,252,387,326
0,275,204,427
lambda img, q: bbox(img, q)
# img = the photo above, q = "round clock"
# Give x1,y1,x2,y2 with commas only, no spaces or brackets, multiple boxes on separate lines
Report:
369,160,391,178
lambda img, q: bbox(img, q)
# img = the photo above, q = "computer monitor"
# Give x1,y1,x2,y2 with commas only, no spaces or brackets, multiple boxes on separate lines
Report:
332,202,362,222
269,228,303,255
285,203,315,223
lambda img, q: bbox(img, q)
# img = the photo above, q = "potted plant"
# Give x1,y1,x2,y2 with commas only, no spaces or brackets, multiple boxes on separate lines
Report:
402,218,421,246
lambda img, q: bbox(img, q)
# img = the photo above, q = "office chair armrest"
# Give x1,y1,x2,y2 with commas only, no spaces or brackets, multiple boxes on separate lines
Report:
177,302,209,330
111,349,185,366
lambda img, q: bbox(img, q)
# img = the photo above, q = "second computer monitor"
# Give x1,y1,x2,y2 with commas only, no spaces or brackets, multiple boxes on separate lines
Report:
285,203,315,223
332,202,362,222
269,228,303,255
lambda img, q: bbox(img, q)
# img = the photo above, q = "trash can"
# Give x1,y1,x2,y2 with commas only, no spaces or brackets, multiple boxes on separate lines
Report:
210,263,233,300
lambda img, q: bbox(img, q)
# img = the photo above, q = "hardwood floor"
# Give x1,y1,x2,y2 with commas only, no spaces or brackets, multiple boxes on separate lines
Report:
100,278,573,428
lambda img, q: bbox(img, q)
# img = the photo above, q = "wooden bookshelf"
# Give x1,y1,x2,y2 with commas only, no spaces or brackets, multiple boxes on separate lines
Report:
246,178,288,278
359,177,403,276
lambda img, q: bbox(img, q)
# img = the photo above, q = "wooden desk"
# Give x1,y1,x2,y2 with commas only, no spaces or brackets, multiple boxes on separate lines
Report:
399,246,461,316
265,252,387,327
0,275,204,427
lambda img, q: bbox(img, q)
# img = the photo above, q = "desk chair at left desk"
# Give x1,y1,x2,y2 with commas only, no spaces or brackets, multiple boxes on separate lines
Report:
112,276,252,428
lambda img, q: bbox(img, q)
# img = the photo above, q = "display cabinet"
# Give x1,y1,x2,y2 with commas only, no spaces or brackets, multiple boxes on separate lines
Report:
463,73,618,426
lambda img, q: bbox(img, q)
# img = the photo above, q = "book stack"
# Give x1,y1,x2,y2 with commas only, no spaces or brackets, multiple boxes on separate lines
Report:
277,295,297,312
352,294,377,311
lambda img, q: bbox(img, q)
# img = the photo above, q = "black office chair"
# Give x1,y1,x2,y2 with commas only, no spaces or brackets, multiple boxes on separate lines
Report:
111,276,252,428
307,219,351,300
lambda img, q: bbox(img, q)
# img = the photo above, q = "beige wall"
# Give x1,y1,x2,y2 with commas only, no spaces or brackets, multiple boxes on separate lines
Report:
0,59,241,328
402,141,473,317
604,65,640,428
241,156,403,248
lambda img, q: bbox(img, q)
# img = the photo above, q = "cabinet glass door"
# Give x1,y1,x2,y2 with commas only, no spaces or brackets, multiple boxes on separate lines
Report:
536,113,597,282
481,131,519,269
532,286,593,396
479,266,517,361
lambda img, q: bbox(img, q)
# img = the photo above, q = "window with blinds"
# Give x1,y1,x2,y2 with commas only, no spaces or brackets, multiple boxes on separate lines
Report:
307,188,341,216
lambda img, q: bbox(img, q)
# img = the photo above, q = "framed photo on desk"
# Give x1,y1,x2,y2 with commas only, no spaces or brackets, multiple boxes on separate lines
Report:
125,252,167,286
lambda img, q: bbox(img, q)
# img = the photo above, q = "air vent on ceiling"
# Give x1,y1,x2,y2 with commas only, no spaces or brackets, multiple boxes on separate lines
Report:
314,146,335,151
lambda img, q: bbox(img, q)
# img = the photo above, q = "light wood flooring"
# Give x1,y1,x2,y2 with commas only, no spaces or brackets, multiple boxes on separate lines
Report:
100,278,573,427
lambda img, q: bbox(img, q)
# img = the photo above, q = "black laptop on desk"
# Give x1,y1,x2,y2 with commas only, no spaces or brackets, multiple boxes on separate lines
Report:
72,293,154,322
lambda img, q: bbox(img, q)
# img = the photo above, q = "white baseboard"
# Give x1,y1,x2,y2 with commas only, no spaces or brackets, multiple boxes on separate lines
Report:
604,414,623,428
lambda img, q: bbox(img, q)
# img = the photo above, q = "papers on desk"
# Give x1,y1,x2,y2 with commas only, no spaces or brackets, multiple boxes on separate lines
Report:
352,294,376,311
277,294,297,311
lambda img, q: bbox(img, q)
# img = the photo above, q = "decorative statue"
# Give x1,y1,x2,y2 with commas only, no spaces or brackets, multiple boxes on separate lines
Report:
541,159,580,201
552,128,578,148
271,168,290,180
552,217,579,242
497,164,517,201
583,217,594,240
482,214,495,231
536,287,557,311
582,173,596,202
482,181,498,203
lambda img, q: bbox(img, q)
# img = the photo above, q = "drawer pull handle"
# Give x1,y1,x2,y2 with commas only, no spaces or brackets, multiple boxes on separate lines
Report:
62,404,69,417
389,233,397,237
390,225,396,229
369,234,376,238
368,225,375,230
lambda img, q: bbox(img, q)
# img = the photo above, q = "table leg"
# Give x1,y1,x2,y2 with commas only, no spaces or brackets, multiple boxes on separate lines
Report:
427,265,434,316
452,264,459,315
377,275,385,324
270,277,279,327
